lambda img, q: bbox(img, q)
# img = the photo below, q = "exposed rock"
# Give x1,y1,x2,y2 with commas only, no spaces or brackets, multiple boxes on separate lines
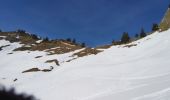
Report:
13,78,18,82
22,66,54,73
8,53,13,54
22,68,41,73
45,59,60,66
35,56,43,58
160,8,170,31
41,66,54,72
66,58,77,62
0,45,10,51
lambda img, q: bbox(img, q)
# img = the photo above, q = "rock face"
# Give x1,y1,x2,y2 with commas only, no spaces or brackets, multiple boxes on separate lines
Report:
160,7,170,31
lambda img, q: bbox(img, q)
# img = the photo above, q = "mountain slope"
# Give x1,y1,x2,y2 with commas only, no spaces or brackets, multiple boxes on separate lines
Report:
0,29,170,100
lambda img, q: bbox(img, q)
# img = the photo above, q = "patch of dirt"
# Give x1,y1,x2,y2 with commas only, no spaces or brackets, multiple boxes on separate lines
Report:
14,40,83,55
35,56,43,58
41,66,54,72
123,44,137,48
45,59,60,66
73,48,102,57
112,41,122,45
0,45,10,51
0,37,4,40
96,45,112,49
1,45,10,48
13,47,31,51
22,68,41,73
44,41,82,55
66,58,77,62
5,36,20,43
13,78,18,82
22,66,54,73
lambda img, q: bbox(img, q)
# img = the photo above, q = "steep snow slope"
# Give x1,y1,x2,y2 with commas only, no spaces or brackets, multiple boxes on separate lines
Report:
0,30,170,100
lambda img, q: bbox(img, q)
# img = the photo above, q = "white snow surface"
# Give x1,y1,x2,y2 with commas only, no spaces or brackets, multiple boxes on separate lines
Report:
36,40,43,43
1,30,170,100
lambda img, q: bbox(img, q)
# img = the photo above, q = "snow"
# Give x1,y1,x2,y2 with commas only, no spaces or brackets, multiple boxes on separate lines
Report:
16,35,20,39
1,29,170,100
36,40,43,43
0,36,6,38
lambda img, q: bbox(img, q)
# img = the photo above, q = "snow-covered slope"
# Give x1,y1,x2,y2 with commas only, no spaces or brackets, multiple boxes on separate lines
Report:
0,29,170,100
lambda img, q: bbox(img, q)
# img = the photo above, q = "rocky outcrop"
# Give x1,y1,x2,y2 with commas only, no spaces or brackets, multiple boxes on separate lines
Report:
160,7,170,31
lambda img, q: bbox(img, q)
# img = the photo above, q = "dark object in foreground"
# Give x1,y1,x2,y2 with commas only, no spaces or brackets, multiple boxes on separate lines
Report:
0,87,35,100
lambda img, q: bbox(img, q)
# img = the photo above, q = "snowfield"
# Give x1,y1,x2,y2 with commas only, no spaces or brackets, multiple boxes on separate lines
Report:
0,29,170,100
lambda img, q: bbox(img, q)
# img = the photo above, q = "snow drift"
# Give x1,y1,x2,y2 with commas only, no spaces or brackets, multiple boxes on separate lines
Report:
0,29,170,100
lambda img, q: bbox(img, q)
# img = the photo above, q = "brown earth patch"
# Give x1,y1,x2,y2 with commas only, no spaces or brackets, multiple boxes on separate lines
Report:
35,56,43,58
22,68,41,73
22,66,54,73
96,45,112,49
41,66,54,72
45,59,60,66
73,48,102,57
14,40,83,55
66,58,77,62
13,47,31,51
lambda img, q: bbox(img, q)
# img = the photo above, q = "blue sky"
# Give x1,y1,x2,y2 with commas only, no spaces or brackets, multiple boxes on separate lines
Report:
0,0,169,47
